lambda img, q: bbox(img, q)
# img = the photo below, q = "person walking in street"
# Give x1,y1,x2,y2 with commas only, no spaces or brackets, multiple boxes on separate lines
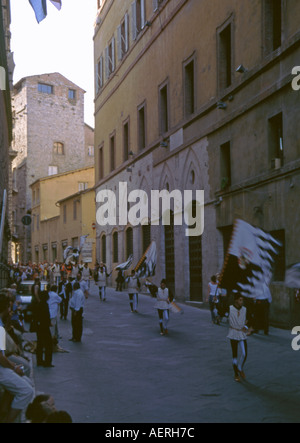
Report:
116,270,125,292
253,282,272,336
58,277,71,320
82,263,92,290
47,285,62,343
95,263,110,302
154,279,171,336
227,293,249,383
0,293,34,423
35,291,54,368
126,270,140,313
207,275,221,325
69,282,87,342
51,260,61,286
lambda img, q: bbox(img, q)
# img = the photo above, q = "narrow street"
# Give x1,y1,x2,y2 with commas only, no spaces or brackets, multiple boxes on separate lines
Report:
28,283,300,424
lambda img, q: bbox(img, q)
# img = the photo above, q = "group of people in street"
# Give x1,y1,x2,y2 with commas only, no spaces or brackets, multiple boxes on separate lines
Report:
0,261,92,422
0,257,279,421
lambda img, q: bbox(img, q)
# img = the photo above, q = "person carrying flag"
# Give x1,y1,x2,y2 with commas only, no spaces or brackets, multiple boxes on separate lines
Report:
227,293,249,382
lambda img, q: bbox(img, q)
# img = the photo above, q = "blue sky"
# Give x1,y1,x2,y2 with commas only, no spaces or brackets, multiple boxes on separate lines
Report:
10,0,97,127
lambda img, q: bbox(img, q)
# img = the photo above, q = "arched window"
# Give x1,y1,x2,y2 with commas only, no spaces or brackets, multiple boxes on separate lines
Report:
113,231,118,263
126,227,133,258
53,142,65,155
101,234,106,264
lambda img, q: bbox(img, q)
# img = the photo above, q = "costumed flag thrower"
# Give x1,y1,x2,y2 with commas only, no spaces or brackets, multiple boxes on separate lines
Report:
135,241,157,279
219,219,281,298
285,263,300,288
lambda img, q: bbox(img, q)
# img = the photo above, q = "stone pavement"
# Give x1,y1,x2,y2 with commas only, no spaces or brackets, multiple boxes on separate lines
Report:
28,283,300,423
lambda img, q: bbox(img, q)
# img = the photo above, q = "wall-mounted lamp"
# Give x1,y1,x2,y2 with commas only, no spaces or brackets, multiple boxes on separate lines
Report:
236,64,248,74
217,101,227,110
214,196,223,206
160,141,168,148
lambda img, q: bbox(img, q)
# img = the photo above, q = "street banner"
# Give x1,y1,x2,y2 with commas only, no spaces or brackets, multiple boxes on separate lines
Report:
219,219,281,298
115,255,133,271
135,241,157,278
80,242,93,263
285,263,300,288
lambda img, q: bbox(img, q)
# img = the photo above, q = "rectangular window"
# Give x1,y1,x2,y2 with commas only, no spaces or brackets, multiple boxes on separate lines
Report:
110,134,116,172
37,214,40,231
12,168,17,190
105,38,115,79
53,142,64,155
63,205,67,224
138,103,146,151
184,59,195,116
48,166,58,176
78,182,88,192
264,0,282,54
38,83,53,94
117,14,129,61
68,89,76,100
72,237,79,249
132,0,146,40
220,141,231,189
113,232,118,263
99,146,104,180
88,146,94,157
123,120,130,162
101,235,107,263
159,83,169,135
269,112,284,169
73,201,77,220
218,23,232,90
96,56,103,93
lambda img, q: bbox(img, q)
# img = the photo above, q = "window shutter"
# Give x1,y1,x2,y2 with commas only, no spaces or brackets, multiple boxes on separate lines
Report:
111,36,115,72
141,0,146,29
131,1,137,41
125,13,129,52
117,25,122,61
105,46,109,79
99,56,103,87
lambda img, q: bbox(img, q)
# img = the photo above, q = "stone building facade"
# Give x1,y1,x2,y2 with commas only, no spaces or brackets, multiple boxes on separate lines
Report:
30,167,95,265
0,0,14,287
11,72,94,263
94,0,300,327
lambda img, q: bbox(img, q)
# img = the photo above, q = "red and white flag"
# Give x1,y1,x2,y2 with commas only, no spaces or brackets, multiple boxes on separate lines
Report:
50,0,62,10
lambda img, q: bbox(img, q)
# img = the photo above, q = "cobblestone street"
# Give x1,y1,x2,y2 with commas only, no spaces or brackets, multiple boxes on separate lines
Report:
30,284,300,424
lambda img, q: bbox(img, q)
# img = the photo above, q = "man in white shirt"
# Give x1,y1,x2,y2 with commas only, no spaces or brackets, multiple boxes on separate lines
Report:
47,285,62,342
69,282,87,342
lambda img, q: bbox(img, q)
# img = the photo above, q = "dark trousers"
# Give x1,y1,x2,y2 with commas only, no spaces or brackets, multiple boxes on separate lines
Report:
36,327,53,366
254,300,270,334
71,308,83,341
60,297,69,319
